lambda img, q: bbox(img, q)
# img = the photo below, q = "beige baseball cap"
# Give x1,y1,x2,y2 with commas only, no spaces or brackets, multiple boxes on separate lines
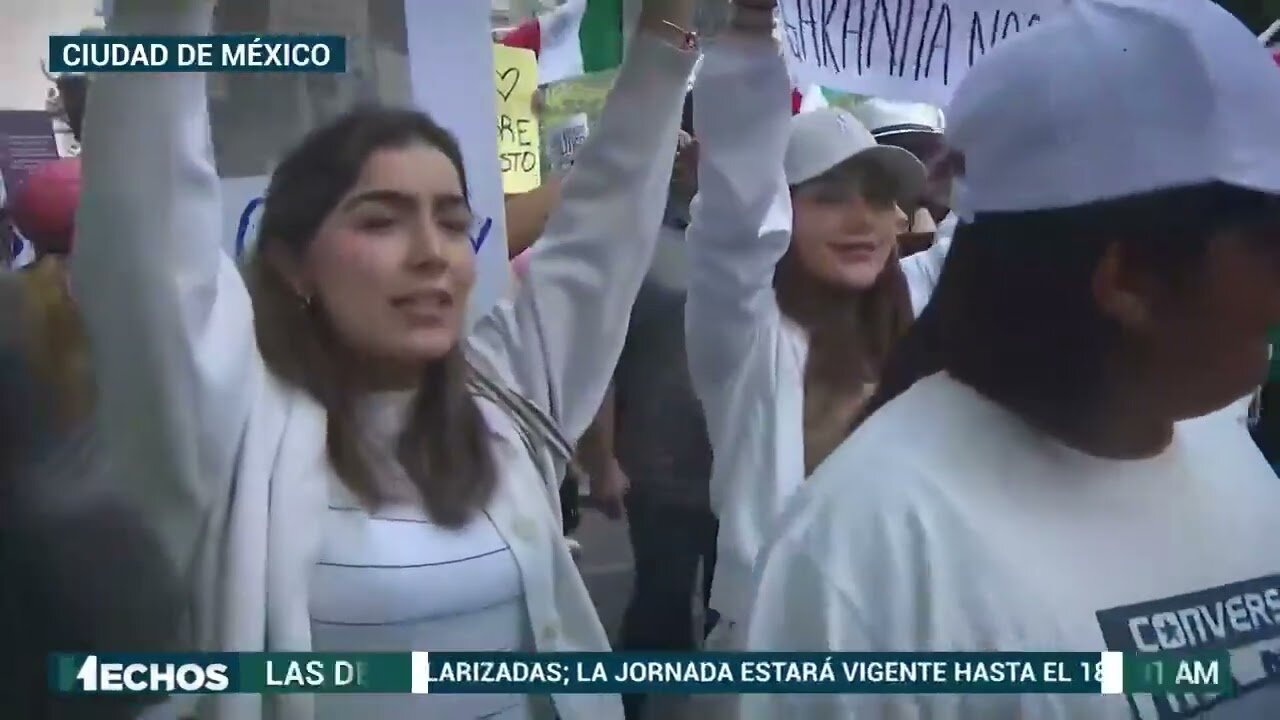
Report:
784,107,926,206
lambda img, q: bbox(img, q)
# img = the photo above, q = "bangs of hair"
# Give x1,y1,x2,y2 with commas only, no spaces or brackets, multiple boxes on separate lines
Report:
792,153,902,208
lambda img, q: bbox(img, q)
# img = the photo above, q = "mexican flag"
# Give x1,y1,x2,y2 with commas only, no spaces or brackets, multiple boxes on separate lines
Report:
498,0,625,86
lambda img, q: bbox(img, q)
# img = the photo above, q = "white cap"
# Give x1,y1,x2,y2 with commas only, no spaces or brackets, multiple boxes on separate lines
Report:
785,107,926,204
852,99,945,139
947,0,1280,220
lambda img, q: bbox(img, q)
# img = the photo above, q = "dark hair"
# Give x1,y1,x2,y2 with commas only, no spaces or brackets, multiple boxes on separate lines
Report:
245,106,496,527
681,92,695,136
778,156,914,472
854,182,1280,439
55,75,88,143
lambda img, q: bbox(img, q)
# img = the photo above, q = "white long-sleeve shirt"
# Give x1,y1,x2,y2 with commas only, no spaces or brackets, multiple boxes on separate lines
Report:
685,37,798,630
685,40,956,629
70,2,697,719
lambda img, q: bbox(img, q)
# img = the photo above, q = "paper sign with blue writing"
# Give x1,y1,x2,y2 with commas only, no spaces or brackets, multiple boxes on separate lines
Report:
406,1,511,324
778,0,1065,106
493,45,542,194
220,176,268,261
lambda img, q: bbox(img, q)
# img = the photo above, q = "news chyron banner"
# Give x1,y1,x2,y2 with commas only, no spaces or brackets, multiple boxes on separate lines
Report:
52,652,1229,696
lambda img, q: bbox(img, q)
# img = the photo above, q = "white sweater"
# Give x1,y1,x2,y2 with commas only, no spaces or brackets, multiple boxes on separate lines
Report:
70,2,697,719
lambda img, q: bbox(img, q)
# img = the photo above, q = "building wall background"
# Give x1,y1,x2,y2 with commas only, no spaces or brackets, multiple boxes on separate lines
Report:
2,0,726,179
0,0,103,111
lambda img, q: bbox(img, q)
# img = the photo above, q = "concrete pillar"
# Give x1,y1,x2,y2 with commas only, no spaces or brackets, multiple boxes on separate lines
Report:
209,0,410,179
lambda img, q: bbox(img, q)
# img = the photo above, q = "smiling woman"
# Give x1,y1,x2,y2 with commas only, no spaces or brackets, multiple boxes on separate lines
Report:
683,1,927,656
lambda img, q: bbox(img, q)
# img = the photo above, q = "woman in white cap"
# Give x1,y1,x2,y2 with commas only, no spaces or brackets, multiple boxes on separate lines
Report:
742,0,1280,718
684,0,926,654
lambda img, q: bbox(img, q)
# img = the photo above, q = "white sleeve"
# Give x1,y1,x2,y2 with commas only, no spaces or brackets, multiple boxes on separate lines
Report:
900,213,956,316
684,37,793,402
467,33,698,443
70,0,259,578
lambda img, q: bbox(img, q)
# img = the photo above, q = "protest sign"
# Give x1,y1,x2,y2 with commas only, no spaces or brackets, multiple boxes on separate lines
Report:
546,113,589,172
406,0,511,323
778,0,1064,107
220,175,268,261
493,44,542,194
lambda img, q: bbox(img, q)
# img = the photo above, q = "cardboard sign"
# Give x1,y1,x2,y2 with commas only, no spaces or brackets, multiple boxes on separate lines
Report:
492,44,542,194
778,0,1065,106
220,175,268,261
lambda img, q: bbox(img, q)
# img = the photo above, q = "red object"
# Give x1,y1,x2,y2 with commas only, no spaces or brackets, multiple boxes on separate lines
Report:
1273,49,1280,67
791,88,803,115
500,18,542,56
11,157,80,256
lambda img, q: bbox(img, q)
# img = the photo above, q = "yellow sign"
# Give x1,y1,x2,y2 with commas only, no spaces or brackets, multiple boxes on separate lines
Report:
493,44,541,194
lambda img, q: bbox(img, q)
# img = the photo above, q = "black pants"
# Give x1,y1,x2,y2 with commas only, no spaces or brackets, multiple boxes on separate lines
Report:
620,488,718,720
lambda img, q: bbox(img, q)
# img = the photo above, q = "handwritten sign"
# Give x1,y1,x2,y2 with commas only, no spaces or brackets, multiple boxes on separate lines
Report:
408,2,512,323
471,216,495,253
778,0,1064,107
493,44,541,194
220,175,268,261
546,113,589,173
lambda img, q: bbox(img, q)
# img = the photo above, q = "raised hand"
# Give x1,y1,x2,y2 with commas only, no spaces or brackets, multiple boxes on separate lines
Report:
638,0,698,45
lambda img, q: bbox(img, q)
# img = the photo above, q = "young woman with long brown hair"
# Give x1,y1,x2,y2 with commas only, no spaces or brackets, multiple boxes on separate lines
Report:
70,1,697,718
683,0,926,652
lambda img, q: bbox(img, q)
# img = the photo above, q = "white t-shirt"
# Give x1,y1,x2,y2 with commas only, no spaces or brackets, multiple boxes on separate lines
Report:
743,373,1280,720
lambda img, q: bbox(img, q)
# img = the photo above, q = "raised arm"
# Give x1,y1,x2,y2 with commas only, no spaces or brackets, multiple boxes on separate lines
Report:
683,20,793,399
469,2,698,443
900,212,957,316
70,0,259,576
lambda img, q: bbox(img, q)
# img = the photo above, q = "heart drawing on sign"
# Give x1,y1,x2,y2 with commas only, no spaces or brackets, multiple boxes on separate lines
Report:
496,68,521,102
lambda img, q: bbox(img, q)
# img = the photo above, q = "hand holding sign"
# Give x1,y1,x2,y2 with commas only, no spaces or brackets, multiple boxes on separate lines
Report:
493,45,541,194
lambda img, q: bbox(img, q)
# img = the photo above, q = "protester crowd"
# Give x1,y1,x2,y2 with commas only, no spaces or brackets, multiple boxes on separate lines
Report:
3,0,1280,718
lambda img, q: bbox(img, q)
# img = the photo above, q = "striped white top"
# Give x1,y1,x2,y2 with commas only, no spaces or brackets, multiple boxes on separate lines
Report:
309,391,537,720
